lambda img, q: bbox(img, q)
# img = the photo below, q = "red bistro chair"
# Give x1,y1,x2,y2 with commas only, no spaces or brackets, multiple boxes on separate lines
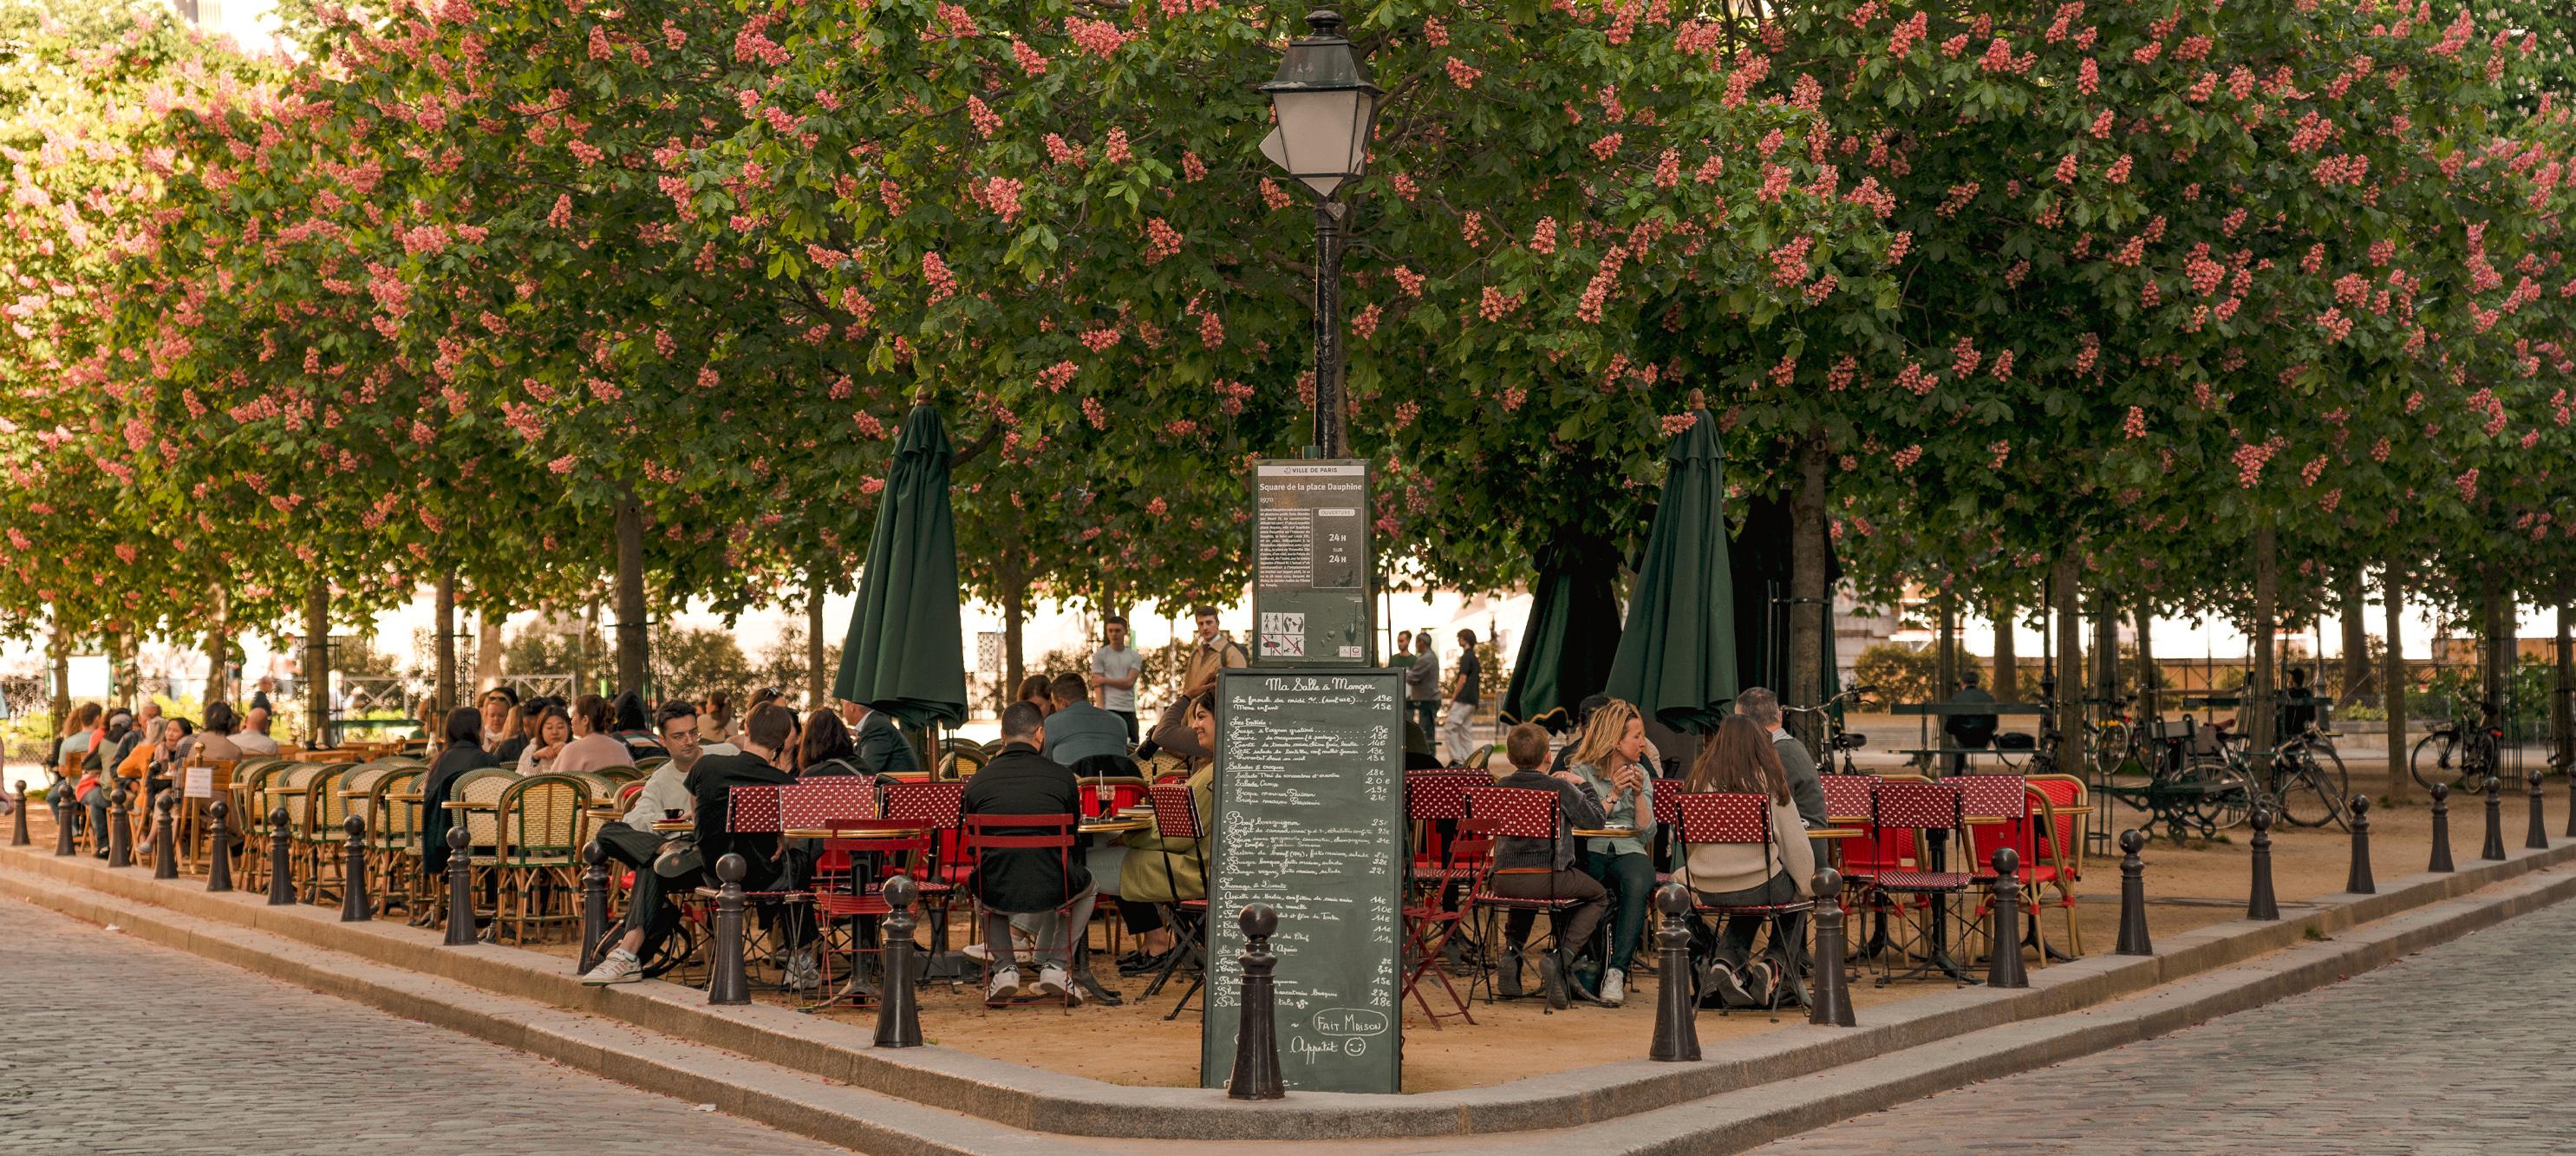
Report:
1868,779,1975,985
1140,781,1212,1019
1401,815,1490,1029
959,812,1083,1007
686,784,809,984
1674,792,1816,1013
1463,785,1578,1004
882,780,966,957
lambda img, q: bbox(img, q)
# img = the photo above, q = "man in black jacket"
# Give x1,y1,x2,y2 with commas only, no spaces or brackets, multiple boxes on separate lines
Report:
838,697,923,775
961,702,1096,1004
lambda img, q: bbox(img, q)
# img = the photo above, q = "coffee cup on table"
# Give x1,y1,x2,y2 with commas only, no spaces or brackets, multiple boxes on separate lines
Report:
664,808,682,822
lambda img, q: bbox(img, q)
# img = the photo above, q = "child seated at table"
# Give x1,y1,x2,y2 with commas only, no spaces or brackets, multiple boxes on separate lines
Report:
1484,723,1612,1009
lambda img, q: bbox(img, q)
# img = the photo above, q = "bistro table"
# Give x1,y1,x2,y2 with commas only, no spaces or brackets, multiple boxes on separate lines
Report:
1572,826,1638,839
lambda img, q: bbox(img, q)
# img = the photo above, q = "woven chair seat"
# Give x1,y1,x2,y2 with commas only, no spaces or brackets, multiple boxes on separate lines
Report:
1470,886,1581,910
1875,870,1973,891
1690,896,1814,916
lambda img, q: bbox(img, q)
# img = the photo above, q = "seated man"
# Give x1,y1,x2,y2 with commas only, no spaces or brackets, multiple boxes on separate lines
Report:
1040,672,1130,768
578,701,703,985
585,702,805,988
962,702,1097,1004
1942,671,1999,775
232,706,283,755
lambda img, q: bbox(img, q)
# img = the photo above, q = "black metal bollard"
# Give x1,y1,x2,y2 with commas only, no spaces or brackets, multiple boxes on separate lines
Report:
10,780,28,846
1647,884,1702,1061
106,784,133,867
206,800,233,892
442,824,477,944
708,852,750,1005
2527,770,2550,851
2345,794,2376,895
2566,765,2575,839
875,875,924,1048
1228,904,1285,1100
2482,774,2507,861
2114,830,2153,952
577,839,610,975
265,807,295,905
340,814,372,922
2428,783,2455,872
1807,867,1856,1027
151,794,179,879
2247,808,2280,920
1985,848,2029,989
52,783,75,855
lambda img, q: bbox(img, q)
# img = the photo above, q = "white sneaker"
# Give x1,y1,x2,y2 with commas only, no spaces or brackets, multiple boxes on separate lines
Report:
986,968,1022,1005
1598,967,1627,1007
1033,963,1071,1001
581,948,642,985
783,950,819,992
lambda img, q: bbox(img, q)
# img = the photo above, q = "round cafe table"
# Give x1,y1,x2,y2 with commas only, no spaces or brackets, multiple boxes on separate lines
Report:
1572,826,1639,839
649,819,692,833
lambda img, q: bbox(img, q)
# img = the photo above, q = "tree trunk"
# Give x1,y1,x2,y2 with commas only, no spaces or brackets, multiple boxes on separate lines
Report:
1934,582,1957,698
1992,597,2018,701
474,603,504,694
806,571,829,710
614,488,648,697
2553,573,2572,777
2338,562,2373,705
2134,603,2157,716
2093,591,2120,707
204,586,232,707
1785,439,1830,754
2384,564,2410,801
577,602,599,698
2480,564,2509,719
434,571,458,717
107,630,134,711
304,580,331,749
2051,554,2083,772
1001,575,1027,714
2249,521,2279,761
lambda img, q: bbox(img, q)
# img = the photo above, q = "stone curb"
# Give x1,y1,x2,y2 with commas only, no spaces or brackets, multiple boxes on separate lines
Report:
6,835,2572,1142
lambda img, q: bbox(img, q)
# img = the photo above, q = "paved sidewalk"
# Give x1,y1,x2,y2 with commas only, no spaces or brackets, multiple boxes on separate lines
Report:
0,898,847,1154
1760,894,2576,1154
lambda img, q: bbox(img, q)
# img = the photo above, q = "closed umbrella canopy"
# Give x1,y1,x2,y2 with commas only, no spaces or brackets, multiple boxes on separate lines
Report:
1500,536,1622,735
1601,402,1738,734
831,401,968,728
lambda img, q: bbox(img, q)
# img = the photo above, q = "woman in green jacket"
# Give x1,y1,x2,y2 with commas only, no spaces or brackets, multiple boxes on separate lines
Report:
1101,693,1216,973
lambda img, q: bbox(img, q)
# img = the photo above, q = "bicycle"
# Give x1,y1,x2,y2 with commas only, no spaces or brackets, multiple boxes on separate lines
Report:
2410,700,2501,794
2208,718,2351,830
1784,684,1877,774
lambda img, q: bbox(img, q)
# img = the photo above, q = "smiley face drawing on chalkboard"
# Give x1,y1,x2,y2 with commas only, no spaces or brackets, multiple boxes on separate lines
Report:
1344,1037,1366,1056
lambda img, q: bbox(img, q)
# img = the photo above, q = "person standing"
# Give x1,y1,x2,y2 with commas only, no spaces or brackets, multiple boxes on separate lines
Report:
1440,629,1482,766
1403,633,1440,748
1390,630,1414,669
1178,607,1248,699
1731,687,1826,829
1089,616,1144,745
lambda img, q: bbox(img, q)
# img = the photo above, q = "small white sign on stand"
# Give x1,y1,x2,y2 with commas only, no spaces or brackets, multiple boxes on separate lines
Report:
184,766,214,800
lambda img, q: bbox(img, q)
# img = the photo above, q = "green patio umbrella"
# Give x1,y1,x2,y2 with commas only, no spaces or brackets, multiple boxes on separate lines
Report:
1500,536,1622,734
831,397,968,728
1601,395,1738,734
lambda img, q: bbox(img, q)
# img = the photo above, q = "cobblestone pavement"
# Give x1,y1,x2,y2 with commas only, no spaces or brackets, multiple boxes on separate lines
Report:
1763,897,2576,1154
0,898,849,1154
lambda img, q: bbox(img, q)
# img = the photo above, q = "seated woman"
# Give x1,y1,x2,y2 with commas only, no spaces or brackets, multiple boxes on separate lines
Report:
515,703,573,774
1673,715,1815,1009
554,695,637,774
609,690,668,761
1100,692,1217,975
1562,699,1658,1007
798,710,890,785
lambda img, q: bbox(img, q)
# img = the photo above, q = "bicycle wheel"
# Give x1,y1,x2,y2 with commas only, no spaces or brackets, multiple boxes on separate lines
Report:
2273,748,2350,829
2410,732,2461,794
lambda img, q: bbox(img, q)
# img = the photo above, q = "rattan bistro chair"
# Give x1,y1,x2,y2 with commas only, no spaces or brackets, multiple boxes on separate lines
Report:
363,768,423,915
493,774,592,944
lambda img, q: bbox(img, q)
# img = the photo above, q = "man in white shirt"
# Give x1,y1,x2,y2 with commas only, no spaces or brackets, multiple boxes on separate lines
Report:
1089,616,1144,745
232,707,282,755
579,701,703,984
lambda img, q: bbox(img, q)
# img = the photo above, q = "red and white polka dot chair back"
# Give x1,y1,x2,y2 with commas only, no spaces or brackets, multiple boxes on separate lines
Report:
1953,774,2027,823
1464,786,1558,840
1146,781,1203,841
1873,779,1961,833
727,784,784,833
1650,779,1685,826
1677,792,1772,847
779,778,880,829
884,780,966,829
1407,774,1471,821
1819,774,1876,823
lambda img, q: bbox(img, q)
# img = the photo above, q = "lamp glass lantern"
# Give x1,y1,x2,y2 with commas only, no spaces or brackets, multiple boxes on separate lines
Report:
1258,11,1382,199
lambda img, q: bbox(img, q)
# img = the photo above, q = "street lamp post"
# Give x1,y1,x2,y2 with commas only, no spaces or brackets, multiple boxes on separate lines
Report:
1259,10,1380,459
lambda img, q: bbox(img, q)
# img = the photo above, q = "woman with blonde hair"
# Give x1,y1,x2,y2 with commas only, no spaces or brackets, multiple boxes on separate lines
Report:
1560,699,1656,1006
1673,714,1815,1009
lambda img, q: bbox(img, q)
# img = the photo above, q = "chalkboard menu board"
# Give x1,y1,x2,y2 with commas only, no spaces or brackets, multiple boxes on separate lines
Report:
1199,669,1405,1094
